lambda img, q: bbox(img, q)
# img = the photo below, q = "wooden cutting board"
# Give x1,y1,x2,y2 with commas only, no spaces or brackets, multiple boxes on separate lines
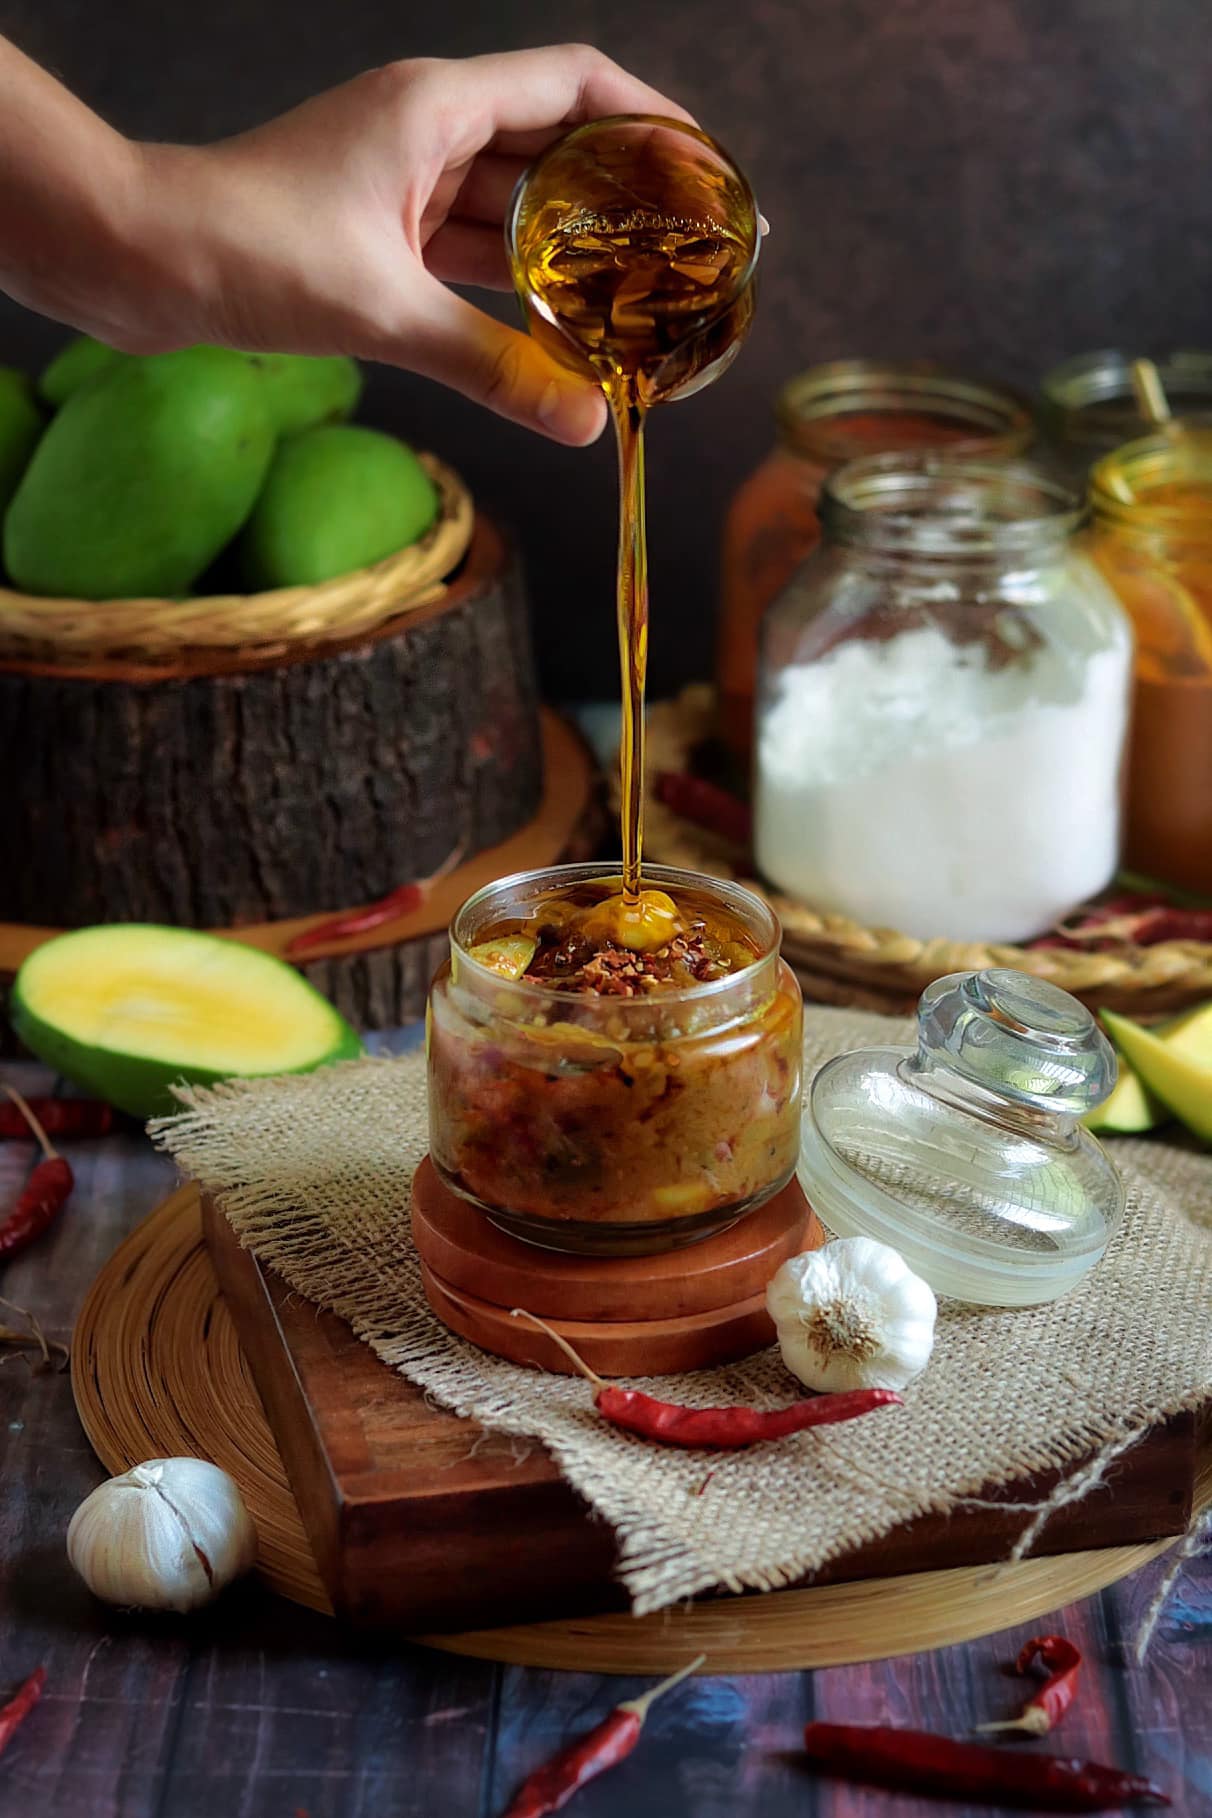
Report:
203,1201,1196,1634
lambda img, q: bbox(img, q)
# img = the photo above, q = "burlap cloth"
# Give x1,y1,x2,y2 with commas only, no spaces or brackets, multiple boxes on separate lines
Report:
153,1007,1212,1618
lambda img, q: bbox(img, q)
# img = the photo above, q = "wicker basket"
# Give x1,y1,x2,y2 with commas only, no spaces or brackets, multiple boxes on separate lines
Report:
636,687,1212,1018
0,453,473,667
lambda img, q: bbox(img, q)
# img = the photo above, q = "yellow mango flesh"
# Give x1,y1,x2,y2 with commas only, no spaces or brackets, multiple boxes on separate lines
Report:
1101,1008,1212,1144
1084,1062,1163,1135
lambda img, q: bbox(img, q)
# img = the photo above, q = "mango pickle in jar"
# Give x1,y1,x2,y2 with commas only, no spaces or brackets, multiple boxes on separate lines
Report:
1089,430,1212,895
426,864,803,1256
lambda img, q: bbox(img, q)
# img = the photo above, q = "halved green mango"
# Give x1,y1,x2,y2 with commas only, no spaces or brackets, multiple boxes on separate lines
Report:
1083,1060,1164,1136
1100,1007,1212,1145
11,924,363,1119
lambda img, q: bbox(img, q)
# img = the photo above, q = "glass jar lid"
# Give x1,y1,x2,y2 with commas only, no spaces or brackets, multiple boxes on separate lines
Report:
798,969,1126,1306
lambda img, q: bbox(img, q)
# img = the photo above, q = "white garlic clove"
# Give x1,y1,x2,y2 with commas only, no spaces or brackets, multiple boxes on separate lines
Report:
67,1457,258,1612
767,1235,937,1394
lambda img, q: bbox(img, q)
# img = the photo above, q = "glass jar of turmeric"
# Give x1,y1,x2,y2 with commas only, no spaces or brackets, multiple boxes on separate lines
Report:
1089,430,1212,895
716,360,1034,765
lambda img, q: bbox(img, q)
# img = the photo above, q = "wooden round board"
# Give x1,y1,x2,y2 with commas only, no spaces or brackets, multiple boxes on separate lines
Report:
72,1187,1209,1675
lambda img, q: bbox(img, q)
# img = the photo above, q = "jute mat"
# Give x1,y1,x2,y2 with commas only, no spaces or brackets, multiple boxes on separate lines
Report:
152,1007,1212,1619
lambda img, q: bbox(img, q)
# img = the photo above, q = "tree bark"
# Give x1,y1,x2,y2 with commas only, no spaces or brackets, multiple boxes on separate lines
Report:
2,518,541,929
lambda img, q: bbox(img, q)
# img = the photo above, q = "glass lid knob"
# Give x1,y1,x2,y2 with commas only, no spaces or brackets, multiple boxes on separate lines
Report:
916,968,1117,1117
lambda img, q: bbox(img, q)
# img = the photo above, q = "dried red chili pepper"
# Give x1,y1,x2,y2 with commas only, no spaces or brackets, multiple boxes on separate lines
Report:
802,1723,1169,1810
0,1665,46,1760
978,1634,1083,1736
654,772,752,848
1031,892,1212,953
0,1087,74,1262
511,1310,902,1449
0,1098,113,1142
286,845,464,957
500,1654,703,1817
1129,907,1212,945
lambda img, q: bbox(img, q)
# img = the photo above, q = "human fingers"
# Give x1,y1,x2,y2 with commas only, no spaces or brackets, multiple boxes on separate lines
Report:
424,219,513,290
430,45,694,151
395,274,606,444
447,153,529,227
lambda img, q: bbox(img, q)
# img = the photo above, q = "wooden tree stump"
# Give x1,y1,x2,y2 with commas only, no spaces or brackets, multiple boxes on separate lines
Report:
2,517,539,925
0,517,607,1031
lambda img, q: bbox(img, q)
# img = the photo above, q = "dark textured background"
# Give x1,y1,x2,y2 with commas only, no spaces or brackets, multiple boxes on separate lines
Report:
2,0,1210,696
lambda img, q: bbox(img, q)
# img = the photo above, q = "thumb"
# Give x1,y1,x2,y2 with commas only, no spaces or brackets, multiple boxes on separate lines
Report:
398,278,606,445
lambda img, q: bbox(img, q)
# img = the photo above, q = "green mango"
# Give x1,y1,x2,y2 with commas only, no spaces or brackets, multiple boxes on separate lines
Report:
1100,1005,1212,1144
1083,1060,1164,1136
0,367,43,516
5,345,275,599
245,352,362,435
238,424,439,590
38,335,126,408
12,923,363,1119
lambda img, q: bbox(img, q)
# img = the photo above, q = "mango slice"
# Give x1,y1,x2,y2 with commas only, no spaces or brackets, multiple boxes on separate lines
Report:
467,935,538,980
1100,1006,1212,1144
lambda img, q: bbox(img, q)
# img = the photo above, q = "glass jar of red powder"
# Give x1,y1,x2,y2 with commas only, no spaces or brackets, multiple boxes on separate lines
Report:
716,361,1034,764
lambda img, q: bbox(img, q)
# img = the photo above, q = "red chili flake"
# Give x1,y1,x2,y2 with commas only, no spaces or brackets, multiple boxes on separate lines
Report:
286,845,464,957
978,1634,1083,1736
499,1654,703,1817
0,1088,74,1262
0,1666,46,1760
802,1722,1168,1811
511,1310,901,1450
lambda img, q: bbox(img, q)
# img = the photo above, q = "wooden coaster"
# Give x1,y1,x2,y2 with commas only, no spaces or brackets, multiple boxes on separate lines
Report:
412,1162,819,1374
411,1159,818,1321
420,1262,778,1376
69,1185,1206,1673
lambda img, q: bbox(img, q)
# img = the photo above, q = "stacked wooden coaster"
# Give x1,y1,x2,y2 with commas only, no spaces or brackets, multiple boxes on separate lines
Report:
411,1157,819,1375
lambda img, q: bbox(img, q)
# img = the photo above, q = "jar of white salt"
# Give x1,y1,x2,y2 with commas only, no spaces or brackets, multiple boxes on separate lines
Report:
753,456,1133,943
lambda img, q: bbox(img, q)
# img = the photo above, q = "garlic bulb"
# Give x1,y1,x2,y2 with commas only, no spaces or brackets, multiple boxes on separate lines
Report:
67,1457,257,1612
767,1237,937,1393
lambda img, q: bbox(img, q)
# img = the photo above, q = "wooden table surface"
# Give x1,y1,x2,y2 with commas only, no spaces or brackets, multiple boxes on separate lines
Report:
1,1031,1209,1818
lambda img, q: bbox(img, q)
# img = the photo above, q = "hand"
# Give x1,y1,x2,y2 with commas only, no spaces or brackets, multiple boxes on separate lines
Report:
135,48,695,444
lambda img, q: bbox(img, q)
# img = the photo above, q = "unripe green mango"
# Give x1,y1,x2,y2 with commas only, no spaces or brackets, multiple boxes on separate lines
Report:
246,352,362,435
238,425,439,590
38,335,125,408
5,345,275,599
0,367,43,514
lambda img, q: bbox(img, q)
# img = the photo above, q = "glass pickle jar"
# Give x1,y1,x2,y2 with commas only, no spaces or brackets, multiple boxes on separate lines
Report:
754,456,1133,944
1089,430,1212,894
716,360,1034,763
427,863,803,1256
